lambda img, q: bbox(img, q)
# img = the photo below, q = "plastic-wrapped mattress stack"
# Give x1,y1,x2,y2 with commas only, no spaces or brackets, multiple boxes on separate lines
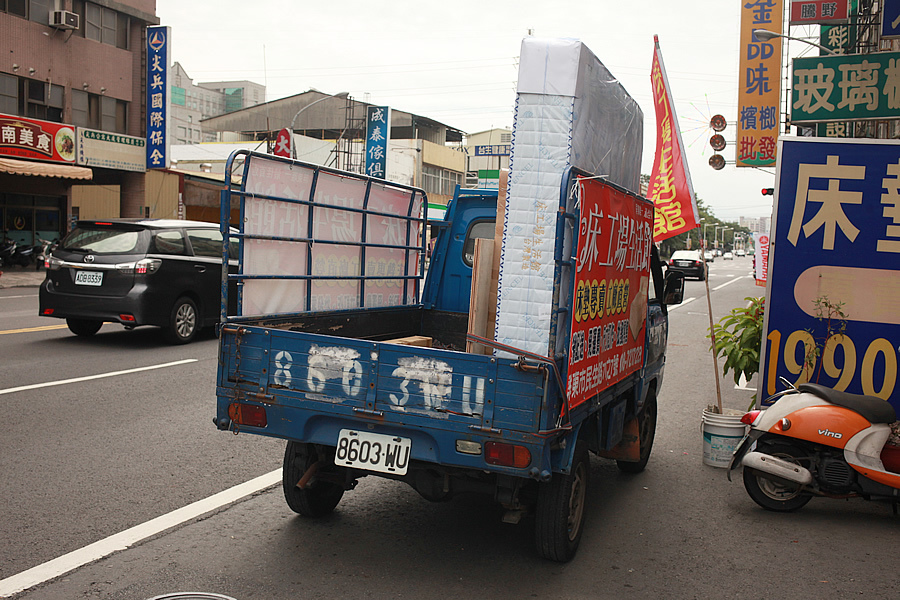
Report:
494,37,645,357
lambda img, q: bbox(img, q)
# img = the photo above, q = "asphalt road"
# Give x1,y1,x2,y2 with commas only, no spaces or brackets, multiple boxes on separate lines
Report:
1,258,898,600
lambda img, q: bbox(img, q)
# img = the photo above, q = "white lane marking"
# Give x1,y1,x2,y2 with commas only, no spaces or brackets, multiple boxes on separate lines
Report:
0,359,198,396
713,276,748,291
667,296,696,311
0,294,38,300
0,468,282,597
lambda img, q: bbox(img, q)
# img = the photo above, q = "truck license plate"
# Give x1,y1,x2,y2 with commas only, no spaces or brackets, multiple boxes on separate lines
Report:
335,429,411,475
74,271,103,286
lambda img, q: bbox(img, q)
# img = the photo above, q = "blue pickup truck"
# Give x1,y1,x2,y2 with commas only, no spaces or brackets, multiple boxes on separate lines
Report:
214,150,684,561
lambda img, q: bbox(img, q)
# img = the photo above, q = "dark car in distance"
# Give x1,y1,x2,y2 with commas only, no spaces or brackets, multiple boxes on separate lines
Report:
667,249,706,280
39,219,236,344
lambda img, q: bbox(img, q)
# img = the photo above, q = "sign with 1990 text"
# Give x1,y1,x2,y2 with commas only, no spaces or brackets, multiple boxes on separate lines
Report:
761,137,900,413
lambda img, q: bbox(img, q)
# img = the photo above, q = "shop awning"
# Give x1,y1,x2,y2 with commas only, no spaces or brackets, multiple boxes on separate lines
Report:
0,157,93,180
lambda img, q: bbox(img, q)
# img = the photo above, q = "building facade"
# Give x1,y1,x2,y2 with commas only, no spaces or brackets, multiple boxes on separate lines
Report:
199,91,467,208
169,62,265,145
0,0,159,246
464,128,511,187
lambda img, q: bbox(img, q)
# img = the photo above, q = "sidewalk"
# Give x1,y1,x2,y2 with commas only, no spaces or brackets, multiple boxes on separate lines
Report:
0,265,47,289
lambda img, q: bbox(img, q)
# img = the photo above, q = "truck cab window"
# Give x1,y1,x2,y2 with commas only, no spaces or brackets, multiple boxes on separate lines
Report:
463,220,495,266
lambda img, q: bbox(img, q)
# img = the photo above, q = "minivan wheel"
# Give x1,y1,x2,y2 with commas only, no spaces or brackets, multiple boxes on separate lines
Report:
165,297,198,344
66,318,103,337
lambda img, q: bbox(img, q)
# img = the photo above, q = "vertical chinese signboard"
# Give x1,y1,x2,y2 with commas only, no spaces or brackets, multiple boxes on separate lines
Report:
738,0,783,167
760,137,900,414
365,105,390,179
567,177,653,410
753,231,769,286
146,26,170,169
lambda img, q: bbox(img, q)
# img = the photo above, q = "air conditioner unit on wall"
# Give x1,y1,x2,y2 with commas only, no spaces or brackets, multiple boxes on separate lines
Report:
50,10,79,30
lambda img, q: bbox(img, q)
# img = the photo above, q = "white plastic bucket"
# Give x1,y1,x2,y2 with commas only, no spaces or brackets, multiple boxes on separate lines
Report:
702,408,748,468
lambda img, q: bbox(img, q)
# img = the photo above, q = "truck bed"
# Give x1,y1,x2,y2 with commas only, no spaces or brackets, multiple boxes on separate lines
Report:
237,307,470,351
218,308,551,474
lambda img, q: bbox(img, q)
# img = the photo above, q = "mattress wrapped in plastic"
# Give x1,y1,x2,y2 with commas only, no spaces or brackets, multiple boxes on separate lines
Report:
495,37,644,357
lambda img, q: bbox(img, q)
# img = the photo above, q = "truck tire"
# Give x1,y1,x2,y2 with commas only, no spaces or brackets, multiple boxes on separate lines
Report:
66,318,102,337
164,296,198,344
283,441,345,517
534,441,589,562
616,392,657,473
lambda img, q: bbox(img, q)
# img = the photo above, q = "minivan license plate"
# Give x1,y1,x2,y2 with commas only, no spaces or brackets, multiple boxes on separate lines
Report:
335,429,411,475
74,271,103,286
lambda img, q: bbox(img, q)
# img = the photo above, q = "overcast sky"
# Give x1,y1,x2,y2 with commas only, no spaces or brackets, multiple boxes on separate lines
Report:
156,0,780,221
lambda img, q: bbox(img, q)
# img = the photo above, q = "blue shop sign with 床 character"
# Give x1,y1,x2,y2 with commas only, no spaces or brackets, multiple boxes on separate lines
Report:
146,25,170,169
365,106,390,179
760,137,900,414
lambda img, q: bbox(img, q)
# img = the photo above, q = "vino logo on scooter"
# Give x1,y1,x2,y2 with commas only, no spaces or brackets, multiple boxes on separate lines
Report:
817,428,843,439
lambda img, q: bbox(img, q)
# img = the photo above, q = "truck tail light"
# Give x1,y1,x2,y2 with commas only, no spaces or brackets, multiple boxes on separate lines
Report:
228,402,267,428
485,441,531,468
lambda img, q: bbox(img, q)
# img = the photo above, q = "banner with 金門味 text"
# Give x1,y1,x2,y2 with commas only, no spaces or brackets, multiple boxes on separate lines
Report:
737,0,783,167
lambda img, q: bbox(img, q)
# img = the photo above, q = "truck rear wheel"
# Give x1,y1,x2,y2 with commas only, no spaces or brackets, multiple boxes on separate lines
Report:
283,441,345,517
616,392,657,473
534,442,589,562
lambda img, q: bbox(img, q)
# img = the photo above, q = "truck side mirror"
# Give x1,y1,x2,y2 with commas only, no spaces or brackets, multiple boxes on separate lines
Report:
663,270,685,305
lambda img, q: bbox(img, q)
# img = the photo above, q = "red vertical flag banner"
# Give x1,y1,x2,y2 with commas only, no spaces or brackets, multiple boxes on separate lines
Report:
648,36,700,242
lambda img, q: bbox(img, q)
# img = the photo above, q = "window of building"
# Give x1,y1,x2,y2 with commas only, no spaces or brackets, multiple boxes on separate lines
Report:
422,165,462,197
0,73,17,115
71,89,127,133
76,0,129,49
24,78,63,121
1,0,28,18
27,0,50,24
0,75,63,121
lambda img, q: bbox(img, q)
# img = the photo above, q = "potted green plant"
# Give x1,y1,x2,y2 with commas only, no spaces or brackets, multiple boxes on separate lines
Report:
710,296,765,409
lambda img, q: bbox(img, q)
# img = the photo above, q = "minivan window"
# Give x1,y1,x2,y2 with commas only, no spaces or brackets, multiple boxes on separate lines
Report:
187,229,223,258
152,230,187,255
63,227,142,254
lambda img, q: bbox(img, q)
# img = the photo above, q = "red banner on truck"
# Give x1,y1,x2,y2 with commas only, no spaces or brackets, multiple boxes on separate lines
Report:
567,176,654,409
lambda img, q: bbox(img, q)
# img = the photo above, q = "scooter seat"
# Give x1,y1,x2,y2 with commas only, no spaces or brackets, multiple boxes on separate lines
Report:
799,383,897,424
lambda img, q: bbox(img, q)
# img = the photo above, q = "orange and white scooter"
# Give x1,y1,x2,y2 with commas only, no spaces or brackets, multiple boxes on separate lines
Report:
729,381,900,512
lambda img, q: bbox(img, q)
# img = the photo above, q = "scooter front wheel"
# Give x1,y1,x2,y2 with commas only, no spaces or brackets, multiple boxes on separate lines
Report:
742,441,813,512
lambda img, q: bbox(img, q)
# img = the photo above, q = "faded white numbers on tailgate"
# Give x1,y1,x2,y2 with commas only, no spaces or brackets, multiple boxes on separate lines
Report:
274,351,293,386
306,345,364,397
389,357,453,409
462,375,485,416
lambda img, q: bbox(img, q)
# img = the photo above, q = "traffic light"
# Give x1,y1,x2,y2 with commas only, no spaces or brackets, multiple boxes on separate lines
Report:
762,187,774,196
709,115,727,171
